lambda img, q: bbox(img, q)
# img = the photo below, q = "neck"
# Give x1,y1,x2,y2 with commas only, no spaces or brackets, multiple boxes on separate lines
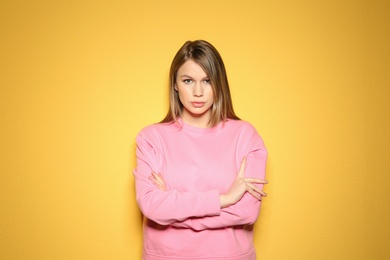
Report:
181,111,211,128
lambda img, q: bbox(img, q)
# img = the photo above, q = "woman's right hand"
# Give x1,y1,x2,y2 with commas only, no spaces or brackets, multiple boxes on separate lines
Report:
149,172,167,191
220,157,268,208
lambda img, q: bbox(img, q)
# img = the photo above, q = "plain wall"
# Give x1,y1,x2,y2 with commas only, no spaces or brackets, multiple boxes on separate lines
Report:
1,0,389,259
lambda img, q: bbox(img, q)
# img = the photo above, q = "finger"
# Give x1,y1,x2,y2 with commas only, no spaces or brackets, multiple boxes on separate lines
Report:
149,172,163,186
148,175,158,185
244,177,268,184
153,181,166,191
154,172,167,190
149,175,166,191
247,188,262,200
158,172,166,183
151,171,161,181
152,172,166,188
247,183,267,197
238,157,247,178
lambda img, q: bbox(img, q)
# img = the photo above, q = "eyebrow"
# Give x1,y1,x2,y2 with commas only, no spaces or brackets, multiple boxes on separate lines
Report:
179,74,209,79
179,74,193,78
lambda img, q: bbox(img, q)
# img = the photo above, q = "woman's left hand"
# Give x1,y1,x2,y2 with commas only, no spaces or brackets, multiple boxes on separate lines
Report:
149,172,167,191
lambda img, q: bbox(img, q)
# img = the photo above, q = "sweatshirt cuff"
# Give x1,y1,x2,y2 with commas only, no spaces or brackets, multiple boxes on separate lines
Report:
203,189,221,217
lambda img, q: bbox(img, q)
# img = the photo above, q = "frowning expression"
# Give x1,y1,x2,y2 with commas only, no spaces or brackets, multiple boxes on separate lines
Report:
175,60,214,127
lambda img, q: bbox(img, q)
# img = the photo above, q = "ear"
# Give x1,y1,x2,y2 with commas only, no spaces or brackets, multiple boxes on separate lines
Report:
174,84,178,91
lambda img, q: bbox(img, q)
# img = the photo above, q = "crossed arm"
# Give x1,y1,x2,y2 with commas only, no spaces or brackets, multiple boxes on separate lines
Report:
150,157,268,209
134,130,268,229
147,156,268,231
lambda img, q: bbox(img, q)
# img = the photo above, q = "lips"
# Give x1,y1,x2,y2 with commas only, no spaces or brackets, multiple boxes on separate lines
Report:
191,102,205,108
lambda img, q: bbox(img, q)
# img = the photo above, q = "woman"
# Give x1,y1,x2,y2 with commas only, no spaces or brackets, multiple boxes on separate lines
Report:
133,40,268,260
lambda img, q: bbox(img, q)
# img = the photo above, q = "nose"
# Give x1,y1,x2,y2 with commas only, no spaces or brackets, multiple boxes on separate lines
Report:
193,82,203,97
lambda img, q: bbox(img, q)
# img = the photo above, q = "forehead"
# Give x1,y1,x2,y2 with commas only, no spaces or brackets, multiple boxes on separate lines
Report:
177,60,208,77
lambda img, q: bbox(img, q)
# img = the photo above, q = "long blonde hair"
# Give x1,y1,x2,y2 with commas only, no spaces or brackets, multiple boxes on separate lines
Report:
161,40,239,127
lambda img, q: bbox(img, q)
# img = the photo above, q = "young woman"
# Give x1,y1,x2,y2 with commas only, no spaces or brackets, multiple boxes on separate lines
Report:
133,40,268,260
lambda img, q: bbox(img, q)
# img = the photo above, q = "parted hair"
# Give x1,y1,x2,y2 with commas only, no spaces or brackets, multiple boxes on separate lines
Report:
161,40,239,127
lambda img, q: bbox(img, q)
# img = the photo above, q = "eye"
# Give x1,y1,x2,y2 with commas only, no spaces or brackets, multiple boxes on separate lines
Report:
203,79,211,84
183,79,193,84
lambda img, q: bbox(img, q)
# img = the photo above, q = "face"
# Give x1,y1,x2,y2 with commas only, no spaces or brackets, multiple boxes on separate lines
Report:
175,60,214,128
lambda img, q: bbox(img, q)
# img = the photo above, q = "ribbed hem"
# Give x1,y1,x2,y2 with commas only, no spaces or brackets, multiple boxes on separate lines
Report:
143,246,256,260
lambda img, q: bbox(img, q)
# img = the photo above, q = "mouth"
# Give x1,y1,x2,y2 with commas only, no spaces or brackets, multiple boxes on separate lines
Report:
191,102,205,108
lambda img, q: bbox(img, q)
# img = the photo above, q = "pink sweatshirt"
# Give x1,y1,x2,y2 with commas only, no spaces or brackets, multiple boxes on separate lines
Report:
133,118,267,260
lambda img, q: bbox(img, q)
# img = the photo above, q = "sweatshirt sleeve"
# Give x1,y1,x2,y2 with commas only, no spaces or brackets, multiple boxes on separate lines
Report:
170,127,268,231
133,129,221,226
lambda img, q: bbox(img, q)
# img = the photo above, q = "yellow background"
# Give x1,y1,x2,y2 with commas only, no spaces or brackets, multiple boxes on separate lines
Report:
1,0,389,259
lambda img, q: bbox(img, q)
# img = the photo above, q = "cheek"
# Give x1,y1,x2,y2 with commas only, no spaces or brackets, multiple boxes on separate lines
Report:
177,88,189,103
207,87,214,101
